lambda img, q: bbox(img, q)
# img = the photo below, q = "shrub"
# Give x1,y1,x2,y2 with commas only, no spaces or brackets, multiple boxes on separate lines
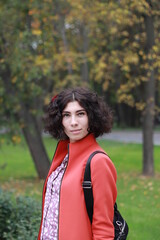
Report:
0,189,41,240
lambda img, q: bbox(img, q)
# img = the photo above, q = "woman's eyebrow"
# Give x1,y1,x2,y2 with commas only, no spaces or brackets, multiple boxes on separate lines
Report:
76,109,86,113
62,111,70,114
62,109,85,113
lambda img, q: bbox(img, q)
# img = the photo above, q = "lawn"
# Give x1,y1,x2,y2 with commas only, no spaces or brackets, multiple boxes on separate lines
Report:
0,136,160,240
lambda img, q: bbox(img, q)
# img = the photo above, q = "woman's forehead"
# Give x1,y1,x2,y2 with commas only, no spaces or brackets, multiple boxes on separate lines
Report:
63,101,84,112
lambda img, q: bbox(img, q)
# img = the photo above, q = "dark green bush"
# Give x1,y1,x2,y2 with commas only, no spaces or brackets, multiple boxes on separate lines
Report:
0,189,41,240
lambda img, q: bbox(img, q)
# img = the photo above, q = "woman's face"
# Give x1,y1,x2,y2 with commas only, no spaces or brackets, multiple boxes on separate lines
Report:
62,101,89,143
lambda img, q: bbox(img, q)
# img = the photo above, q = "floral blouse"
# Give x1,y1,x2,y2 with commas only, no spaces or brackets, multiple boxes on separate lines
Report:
40,154,68,240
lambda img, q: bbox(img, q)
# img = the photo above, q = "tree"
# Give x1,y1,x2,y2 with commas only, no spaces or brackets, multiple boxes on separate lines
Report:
142,0,156,176
0,0,159,178
80,0,160,176
0,0,53,178
0,0,91,178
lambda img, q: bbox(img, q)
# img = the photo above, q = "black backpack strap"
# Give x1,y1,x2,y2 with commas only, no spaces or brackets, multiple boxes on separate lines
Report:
82,150,107,223
83,151,129,239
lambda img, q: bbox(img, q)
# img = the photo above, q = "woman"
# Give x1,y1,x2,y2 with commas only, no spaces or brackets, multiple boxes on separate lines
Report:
38,87,117,240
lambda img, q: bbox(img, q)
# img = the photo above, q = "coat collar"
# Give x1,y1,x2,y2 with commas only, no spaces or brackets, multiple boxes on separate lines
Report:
68,133,97,160
48,133,97,175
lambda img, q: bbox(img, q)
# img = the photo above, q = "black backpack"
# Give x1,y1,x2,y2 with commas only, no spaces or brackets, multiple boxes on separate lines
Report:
82,151,129,240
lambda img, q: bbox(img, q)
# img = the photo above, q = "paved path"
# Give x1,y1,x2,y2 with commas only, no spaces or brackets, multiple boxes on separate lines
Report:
100,130,160,145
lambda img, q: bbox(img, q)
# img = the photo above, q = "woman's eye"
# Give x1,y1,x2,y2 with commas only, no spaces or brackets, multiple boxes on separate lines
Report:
78,111,85,116
63,113,70,118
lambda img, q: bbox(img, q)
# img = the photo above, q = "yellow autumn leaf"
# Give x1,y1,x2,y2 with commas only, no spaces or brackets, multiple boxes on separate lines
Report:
31,19,40,29
141,76,148,81
44,96,51,105
35,55,50,67
135,102,146,111
122,31,129,37
103,80,109,91
154,195,158,199
119,203,124,207
131,184,137,191
20,123,25,129
148,182,153,187
139,50,144,56
28,8,39,15
118,93,134,107
0,97,3,104
120,84,128,92
121,64,130,72
12,135,21,144
11,76,17,84
152,45,159,53
110,27,118,35
32,29,42,36
0,138,5,144
29,109,37,115
123,52,139,65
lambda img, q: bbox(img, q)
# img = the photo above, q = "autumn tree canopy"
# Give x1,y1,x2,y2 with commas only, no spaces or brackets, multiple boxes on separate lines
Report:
0,0,159,178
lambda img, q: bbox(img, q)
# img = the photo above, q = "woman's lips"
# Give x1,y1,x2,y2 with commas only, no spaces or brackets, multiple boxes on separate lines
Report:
70,129,81,134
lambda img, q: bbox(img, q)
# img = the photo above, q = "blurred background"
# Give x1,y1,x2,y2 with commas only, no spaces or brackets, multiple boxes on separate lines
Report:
0,0,160,239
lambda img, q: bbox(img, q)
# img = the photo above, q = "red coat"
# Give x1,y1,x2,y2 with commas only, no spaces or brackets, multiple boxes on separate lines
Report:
38,134,117,240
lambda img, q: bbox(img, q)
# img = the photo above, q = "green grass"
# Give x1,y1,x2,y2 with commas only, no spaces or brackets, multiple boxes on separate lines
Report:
0,137,160,240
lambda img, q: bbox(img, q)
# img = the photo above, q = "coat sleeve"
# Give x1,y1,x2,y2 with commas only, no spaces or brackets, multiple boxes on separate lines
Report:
91,154,117,240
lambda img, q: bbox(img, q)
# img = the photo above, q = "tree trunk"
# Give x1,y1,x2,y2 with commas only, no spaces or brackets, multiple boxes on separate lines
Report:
142,71,155,176
2,64,50,179
60,18,73,75
20,105,50,179
114,67,126,127
142,8,155,176
81,25,89,83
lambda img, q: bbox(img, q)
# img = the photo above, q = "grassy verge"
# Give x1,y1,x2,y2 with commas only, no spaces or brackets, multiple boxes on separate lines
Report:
0,137,160,239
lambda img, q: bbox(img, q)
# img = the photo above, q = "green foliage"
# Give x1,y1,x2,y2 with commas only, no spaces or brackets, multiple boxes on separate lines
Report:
0,189,41,240
0,0,160,126
0,190,12,238
0,137,160,239
0,0,159,177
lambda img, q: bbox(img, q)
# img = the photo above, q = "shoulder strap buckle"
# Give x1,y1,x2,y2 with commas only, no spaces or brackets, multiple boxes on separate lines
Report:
82,181,92,189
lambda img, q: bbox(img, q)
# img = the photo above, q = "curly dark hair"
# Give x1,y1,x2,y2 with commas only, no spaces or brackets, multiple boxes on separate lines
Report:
43,87,113,139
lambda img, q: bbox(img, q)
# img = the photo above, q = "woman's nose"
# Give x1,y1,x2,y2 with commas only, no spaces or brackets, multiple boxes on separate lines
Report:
71,115,78,126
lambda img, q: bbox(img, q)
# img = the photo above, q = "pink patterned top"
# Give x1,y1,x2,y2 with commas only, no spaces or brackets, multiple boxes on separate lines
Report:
40,154,68,240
